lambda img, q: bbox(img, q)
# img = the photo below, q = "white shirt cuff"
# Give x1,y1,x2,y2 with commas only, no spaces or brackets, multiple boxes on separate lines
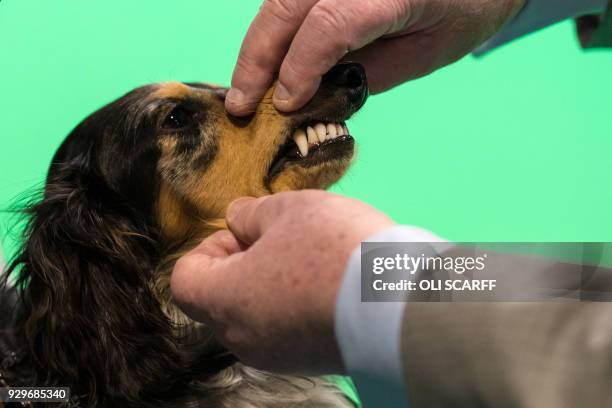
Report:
334,225,443,408
475,0,609,55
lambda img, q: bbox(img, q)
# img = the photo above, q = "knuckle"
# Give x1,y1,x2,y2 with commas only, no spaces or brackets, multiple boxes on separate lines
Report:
258,196,285,220
311,2,344,27
171,255,211,316
279,59,311,84
310,2,346,32
172,255,196,281
173,256,188,275
171,259,193,300
215,229,236,245
384,0,411,18
309,2,355,48
262,0,301,24
381,0,413,30
235,46,273,75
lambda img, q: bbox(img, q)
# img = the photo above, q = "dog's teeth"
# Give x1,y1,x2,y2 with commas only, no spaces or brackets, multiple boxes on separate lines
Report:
306,126,318,144
335,123,343,136
314,123,327,142
326,123,337,139
293,129,308,157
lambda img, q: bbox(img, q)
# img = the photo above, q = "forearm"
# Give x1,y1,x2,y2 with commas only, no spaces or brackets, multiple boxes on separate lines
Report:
400,246,612,406
336,231,612,407
402,301,612,407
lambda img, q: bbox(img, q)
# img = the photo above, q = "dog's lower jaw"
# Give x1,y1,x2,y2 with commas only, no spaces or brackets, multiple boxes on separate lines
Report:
269,157,353,193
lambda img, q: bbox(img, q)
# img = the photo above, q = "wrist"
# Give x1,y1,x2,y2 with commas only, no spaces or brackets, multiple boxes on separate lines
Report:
492,0,529,37
472,0,529,49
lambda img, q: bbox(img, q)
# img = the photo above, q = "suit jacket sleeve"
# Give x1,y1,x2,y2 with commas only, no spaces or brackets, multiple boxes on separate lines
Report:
400,247,612,407
475,0,610,54
577,1,612,48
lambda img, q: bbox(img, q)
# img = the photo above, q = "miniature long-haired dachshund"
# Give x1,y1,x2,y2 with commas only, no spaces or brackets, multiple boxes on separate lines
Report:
0,63,367,407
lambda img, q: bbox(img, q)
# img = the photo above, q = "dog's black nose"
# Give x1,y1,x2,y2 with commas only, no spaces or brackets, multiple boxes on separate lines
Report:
324,62,368,106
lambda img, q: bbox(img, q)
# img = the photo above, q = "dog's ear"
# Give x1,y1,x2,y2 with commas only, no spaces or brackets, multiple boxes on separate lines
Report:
7,159,188,405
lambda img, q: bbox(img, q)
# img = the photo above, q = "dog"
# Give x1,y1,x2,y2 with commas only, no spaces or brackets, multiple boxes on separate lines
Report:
0,62,367,407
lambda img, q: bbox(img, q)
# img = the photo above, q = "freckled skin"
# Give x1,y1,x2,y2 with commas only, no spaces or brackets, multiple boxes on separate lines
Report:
172,191,395,375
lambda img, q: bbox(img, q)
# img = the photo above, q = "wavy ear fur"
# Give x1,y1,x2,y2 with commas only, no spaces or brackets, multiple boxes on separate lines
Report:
6,160,192,407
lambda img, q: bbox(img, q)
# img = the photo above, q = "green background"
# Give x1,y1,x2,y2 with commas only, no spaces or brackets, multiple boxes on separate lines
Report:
3,1,612,260
2,1,612,255
0,1,611,404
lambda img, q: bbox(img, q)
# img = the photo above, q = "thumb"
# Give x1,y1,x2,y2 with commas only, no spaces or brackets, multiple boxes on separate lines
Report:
225,195,283,245
272,0,406,112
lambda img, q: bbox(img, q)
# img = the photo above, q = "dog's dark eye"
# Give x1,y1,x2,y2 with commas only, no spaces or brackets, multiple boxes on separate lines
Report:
162,106,194,130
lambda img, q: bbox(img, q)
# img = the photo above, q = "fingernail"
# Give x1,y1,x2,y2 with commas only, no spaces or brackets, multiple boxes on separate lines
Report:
226,88,246,107
273,82,291,104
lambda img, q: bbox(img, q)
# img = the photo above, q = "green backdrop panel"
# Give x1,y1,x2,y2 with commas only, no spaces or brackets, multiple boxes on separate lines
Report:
3,2,612,257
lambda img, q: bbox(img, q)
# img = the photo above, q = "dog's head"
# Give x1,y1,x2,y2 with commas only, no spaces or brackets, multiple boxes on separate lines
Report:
54,62,366,243
6,63,367,406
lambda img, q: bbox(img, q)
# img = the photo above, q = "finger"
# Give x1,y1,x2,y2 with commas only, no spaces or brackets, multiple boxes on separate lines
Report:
189,229,246,258
171,251,216,322
225,0,319,116
347,30,466,93
171,231,244,321
343,34,433,93
273,0,406,111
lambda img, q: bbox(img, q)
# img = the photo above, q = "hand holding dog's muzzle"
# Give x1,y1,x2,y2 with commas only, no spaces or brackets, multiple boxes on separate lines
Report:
170,190,394,375
226,0,525,116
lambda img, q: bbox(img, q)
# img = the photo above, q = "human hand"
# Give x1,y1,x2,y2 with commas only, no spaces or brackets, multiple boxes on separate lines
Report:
170,190,394,375
225,0,526,116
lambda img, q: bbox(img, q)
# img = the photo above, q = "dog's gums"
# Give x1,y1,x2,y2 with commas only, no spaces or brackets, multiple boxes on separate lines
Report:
1,63,368,408
268,121,354,181
293,122,349,156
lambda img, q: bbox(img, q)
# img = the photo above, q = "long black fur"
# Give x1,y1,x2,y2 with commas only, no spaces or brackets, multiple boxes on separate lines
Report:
0,87,226,407
0,75,357,407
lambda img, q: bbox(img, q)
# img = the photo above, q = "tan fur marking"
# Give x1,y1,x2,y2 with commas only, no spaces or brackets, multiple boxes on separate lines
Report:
150,80,355,407
155,80,353,245
157,182,196,240
154,81,191,99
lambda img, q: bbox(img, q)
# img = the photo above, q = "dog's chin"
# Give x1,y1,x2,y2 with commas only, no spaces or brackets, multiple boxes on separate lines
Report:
266,121,355,192
269,154,353,192
268,144,354,192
